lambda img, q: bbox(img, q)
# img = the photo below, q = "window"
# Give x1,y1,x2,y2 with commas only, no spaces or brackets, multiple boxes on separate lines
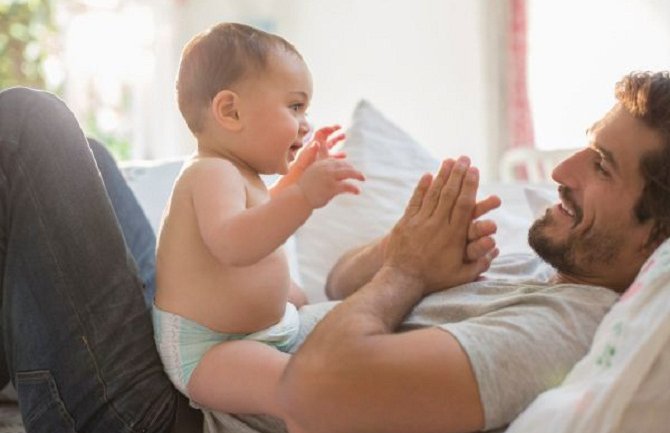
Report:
527,0,670,150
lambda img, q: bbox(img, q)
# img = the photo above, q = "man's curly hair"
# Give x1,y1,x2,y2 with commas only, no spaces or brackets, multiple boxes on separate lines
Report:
615,71,670,246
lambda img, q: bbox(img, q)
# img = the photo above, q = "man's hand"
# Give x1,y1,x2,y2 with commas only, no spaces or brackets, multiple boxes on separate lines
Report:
383,156,495,294
377,193,500,264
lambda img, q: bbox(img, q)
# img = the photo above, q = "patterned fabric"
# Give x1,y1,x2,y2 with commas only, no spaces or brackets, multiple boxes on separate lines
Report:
506,238,670,433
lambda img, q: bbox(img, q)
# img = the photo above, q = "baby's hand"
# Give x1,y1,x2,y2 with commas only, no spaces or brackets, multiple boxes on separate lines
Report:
273,125,346,195
289,126,346,178
297,146,365,209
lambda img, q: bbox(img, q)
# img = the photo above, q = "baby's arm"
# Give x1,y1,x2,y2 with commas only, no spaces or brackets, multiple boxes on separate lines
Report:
191,157,363,267
191,159,311,267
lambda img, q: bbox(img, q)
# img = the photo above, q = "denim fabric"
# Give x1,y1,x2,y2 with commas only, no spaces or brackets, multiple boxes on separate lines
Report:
88,138,157,306
0,88,178,432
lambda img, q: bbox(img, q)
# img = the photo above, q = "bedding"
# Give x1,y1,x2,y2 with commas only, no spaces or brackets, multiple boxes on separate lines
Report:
505,237,670,433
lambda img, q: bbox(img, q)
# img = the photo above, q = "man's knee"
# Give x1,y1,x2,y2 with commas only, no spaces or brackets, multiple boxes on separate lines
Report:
0,87,74,146
0,87,64,113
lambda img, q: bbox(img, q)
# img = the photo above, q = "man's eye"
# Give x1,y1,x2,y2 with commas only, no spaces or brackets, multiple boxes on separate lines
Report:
594,159,610,177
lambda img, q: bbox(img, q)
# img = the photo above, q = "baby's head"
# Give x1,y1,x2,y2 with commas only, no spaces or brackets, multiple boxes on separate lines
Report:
176,22,312,174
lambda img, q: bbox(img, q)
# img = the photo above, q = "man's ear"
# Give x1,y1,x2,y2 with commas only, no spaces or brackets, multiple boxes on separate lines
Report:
641,226,665,256
211,90,242,132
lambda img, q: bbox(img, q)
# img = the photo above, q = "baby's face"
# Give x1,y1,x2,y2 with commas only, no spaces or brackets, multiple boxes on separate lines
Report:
235,50,313,175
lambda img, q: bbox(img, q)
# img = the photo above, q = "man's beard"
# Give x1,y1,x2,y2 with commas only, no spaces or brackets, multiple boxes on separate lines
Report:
528,194,619,277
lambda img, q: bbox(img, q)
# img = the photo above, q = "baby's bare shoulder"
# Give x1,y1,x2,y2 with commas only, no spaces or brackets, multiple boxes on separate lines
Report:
183,156,238,174
176,156,243,186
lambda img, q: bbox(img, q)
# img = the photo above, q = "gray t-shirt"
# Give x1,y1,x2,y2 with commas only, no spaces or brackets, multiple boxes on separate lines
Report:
203,253,619,433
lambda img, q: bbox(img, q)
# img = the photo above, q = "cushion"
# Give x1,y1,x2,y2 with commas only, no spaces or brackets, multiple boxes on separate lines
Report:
294,100,440,302
293,100,557,302
121,158,183,233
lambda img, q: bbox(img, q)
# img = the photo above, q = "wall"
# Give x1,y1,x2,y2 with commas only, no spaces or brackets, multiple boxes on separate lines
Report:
156,0,499,180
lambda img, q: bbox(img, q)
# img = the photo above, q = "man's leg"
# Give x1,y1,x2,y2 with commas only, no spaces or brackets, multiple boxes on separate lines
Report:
87,138,156,306
0,88,177,432
86,138,202,432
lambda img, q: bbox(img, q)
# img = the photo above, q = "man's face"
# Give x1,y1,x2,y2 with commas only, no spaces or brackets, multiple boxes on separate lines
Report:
528,104,661,291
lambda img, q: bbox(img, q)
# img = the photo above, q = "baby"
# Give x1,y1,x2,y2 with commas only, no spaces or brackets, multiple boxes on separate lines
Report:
153,22,364,420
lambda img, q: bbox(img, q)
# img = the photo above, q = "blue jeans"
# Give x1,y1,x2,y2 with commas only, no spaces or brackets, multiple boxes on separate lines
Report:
0,87,180,432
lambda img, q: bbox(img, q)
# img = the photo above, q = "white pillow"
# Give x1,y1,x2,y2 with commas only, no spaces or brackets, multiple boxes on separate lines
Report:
293,100,560,302
121,158,183,233
295,100,440,302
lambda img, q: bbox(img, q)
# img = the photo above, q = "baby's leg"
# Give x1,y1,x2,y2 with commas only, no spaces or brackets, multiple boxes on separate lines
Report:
187,339,289,418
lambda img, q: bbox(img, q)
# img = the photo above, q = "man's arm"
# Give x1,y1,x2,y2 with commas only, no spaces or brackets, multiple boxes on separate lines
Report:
324,236,387,300
279,157,494,433
325,195,500,301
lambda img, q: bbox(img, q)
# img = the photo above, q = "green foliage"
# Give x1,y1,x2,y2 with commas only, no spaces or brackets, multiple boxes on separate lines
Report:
84,113,132,161
0,0,57,90
0,0,132,160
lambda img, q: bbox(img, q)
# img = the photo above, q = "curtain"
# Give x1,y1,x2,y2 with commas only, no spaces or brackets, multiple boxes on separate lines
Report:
507,0,535,179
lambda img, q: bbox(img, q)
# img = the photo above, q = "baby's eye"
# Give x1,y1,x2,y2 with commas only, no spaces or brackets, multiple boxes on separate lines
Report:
290,103,304,112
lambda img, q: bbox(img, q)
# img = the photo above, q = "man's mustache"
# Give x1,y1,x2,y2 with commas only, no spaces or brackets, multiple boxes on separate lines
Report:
558,185,583,226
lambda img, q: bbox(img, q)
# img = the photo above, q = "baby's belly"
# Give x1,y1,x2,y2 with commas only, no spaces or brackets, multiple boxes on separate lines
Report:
157,251,292,334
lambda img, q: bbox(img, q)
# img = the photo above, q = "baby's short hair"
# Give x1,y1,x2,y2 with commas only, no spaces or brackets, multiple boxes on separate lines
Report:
176,22,302,134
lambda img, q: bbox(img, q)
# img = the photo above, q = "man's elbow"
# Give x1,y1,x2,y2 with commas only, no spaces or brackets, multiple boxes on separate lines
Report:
324,271,342,300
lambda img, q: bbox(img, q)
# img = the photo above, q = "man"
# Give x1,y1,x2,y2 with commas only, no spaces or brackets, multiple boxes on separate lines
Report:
0,71,668,433
276,71,670,433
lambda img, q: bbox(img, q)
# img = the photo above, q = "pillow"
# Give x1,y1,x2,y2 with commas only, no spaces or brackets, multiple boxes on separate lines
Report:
294,100,440,302
121,158,183,233
505,238,670,433
293,100,561,302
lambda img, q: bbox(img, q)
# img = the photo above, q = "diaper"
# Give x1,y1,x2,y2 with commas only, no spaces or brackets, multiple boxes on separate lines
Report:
152,303,300,395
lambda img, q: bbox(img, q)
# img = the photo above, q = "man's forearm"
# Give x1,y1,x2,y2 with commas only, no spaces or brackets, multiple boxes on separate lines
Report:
279,266,426,432
279,159,489,433
327,265,424,334
324,236,387,300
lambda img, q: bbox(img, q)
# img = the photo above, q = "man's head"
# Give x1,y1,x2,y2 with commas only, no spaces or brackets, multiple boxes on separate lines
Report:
529,71,670,292
176,22,304,135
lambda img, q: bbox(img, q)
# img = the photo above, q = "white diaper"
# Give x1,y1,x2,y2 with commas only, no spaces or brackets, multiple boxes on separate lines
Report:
152,302,300,395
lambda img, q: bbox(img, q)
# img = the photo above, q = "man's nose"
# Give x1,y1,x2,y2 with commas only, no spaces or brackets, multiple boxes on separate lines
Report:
551,148,588,186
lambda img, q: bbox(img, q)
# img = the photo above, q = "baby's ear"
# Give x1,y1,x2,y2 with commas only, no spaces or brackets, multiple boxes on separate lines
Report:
211,90,242,131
